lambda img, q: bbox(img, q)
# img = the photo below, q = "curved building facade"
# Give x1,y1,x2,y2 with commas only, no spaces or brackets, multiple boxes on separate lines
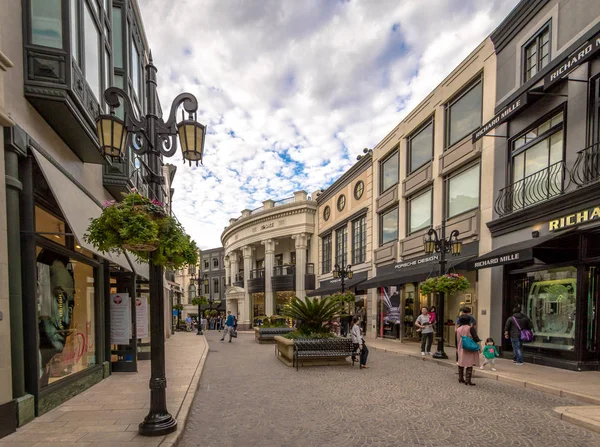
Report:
221,191,318,330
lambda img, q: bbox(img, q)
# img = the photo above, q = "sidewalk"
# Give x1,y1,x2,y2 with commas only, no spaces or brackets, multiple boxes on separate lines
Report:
369,337,600,433
0,332,208,447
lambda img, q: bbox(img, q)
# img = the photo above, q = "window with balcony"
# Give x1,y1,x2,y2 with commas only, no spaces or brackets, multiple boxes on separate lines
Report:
408,189,432,235
408,119,434,173
380,207,398,245
32,0,63,49
523,23,551,82
446,79,482,147
322,234,332,274
504,111,564,213
336,226,348,267
352,215,367,265
446,163,480,219
380,150,399,192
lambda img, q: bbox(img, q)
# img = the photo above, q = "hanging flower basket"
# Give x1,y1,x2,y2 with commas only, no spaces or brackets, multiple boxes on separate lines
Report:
420,273,470,296
85,191,198,269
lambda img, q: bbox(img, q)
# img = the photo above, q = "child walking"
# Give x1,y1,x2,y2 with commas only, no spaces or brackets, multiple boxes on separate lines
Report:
480,338,499,371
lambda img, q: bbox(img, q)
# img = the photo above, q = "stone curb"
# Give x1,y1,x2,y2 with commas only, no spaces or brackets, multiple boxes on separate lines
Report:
553,406,600,433
370,346,600,406
159,335,209,447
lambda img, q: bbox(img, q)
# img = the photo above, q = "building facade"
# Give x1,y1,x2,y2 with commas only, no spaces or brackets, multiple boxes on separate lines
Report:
361,38,497,344
469,0,600,370
0,0,184,436
310,152,374,332
221,191,317,330
198,247,226,315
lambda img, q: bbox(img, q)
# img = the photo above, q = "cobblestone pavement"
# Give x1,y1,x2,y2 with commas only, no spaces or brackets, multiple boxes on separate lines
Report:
178,332,600,447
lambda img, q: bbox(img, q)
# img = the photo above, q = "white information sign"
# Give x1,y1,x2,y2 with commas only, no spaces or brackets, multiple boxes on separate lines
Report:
136,297,149,339
110,293,131,345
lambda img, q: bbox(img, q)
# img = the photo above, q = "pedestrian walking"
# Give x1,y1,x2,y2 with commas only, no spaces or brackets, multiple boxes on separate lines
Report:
504,305,533,366
209,316,215,330
216,315,222,331
220,310,235,343
480,338,499,371
350,316,369,369
455,307,476,361
415,307,434,356
340,315,350,337
456,314,481,386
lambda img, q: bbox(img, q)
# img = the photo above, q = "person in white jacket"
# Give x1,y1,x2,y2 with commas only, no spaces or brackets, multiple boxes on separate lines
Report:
350,316,369,369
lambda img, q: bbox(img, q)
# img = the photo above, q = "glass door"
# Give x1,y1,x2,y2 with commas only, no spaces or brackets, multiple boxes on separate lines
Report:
584,266,600,360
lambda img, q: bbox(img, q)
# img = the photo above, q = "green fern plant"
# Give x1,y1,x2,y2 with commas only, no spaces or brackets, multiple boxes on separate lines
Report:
191,296,207,307
281,296,343,335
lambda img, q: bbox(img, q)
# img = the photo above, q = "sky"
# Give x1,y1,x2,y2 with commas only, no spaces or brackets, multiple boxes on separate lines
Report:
138,0,519,250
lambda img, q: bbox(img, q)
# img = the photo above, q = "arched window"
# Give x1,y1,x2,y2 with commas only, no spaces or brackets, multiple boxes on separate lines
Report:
188,284,196,299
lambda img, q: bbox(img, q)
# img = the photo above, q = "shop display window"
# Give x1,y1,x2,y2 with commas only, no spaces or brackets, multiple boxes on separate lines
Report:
36,246,96,387
509,266,576,351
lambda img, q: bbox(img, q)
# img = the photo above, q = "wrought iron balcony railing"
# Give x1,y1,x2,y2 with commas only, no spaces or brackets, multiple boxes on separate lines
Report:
572,143,600,187
273,265,295,276
495,161,568,217
250,268,265,279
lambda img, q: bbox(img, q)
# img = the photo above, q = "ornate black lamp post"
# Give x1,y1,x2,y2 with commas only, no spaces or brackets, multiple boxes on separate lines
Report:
194,274,209,335
332,263,353,293
423,220,462,360
95,55,206,437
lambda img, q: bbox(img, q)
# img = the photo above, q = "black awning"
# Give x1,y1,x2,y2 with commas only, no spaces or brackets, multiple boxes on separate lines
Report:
360,255,475,290
467,230,573,270
306,271,368,297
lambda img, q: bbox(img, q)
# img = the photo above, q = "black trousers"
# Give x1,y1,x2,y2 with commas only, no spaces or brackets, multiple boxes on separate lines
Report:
352,343,369,366
421,332,433,352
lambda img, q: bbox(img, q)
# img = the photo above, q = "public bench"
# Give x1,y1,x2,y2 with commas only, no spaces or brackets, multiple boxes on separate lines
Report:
255,327,293,344
293,338,356,371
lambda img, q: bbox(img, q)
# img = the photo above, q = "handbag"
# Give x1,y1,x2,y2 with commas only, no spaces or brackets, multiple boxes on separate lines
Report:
512,316,534,342
461,335,480,352
231,330,238,338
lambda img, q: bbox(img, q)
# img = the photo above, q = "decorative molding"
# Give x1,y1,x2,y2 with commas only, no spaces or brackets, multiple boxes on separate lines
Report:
0,50,13,71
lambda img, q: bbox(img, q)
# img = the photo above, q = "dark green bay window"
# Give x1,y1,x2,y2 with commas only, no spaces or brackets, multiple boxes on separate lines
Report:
31,0,63,49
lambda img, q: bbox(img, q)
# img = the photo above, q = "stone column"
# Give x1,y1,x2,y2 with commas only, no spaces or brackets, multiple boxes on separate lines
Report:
224,255,231,287
261,239,277,315
242,245,253,329
292,233,309,301
230,252,239,284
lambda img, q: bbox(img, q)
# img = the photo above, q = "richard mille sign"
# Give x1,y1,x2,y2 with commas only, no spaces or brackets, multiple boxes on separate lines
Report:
544,31,600,89
549,206,600,231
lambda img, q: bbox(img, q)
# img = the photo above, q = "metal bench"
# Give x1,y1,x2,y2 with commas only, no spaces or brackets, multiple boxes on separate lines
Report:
293,338,356,371
259,327,293,341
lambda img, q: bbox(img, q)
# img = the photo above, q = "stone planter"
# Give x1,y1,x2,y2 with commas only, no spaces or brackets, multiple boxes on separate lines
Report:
253,327,293,344
274,336,352,368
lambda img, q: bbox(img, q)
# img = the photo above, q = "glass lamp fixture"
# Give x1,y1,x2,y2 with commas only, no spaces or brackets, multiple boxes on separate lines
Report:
333,264,340,278
451,238,462,256
177,113,206,166
96,112,128,158
424,235,436,255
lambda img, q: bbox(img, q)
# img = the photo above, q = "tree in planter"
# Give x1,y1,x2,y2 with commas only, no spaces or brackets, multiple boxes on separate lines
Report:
191,296,207,335
280,296,343,339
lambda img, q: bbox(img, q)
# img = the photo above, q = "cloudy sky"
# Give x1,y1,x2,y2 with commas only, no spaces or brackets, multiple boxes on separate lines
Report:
139,0,518,249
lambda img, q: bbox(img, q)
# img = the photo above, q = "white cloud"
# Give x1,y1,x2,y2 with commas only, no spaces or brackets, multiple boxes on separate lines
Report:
138,0,518,249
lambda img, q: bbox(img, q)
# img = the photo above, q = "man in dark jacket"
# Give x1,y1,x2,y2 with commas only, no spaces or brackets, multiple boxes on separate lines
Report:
504,305,533,365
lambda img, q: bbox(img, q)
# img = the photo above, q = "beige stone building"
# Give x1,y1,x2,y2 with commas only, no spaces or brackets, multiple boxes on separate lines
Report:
221,191,317,329
362,38,497,344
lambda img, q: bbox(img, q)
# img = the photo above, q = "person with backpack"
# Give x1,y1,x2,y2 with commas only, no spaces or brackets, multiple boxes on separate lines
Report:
456,315,481,386
504,305,533,366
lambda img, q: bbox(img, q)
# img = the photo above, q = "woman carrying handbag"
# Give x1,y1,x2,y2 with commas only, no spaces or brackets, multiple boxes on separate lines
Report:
456,314,481,386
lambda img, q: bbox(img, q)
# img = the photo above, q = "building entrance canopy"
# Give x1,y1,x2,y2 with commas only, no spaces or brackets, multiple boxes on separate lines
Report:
306,271,368,297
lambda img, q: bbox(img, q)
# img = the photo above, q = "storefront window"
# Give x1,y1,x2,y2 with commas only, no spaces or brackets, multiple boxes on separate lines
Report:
37,247,96,386
509,266,577,351
378,286,400,339
276,291,294,315
35,206,66,246
251,293,265,322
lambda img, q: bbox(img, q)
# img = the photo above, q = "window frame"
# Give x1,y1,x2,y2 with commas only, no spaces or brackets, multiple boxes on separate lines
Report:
354,181,364,200
379,149,399,193
379,206,399,246
337,194,346,212
335,225,348,267
445,162,481,220
522,21,552,84
407,188,433,236
407,117,434,174
323,206,331,221
321,233,332,274
445,76,483,149
352,215,367,265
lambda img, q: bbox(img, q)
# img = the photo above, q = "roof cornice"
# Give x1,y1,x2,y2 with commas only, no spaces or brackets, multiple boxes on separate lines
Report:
316,154,372,204
490,0,550,53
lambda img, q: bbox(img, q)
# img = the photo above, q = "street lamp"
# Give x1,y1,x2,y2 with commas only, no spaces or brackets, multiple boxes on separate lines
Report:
194,274,209,335
332,263,353,292
423,219,462,360
95,55,206,437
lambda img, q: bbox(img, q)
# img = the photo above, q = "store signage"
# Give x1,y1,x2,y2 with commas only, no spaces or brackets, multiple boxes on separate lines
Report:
394,254,438,270
136,297,149,339
548,206,600,231
260,222,274,230
472,93,527,142
544,31,600,89
470,251,524,269
110,293,131,345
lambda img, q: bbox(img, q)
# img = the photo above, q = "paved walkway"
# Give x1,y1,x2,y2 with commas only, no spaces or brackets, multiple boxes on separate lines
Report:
0,332,207,447
179,332,600,447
